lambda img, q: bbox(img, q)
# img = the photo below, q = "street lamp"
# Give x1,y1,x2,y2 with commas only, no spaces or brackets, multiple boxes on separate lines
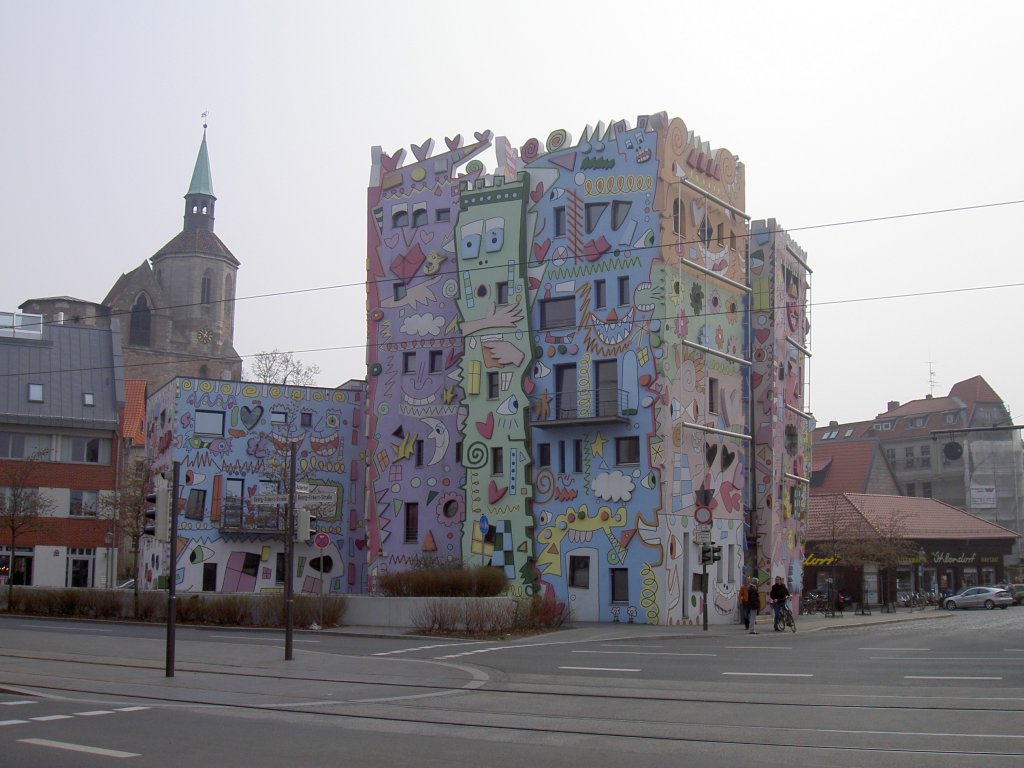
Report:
916,548,926,611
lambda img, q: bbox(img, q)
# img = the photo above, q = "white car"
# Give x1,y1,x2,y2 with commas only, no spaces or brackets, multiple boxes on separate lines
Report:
942,586,1012,610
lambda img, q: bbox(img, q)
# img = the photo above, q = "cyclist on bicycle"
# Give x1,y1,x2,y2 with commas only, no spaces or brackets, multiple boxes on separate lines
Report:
770,576,791,631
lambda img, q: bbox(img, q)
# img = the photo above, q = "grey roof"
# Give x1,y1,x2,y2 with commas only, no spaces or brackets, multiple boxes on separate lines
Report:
0,317,124,431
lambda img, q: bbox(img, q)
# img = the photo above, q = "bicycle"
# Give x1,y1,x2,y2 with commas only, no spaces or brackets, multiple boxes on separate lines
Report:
776,601,796,632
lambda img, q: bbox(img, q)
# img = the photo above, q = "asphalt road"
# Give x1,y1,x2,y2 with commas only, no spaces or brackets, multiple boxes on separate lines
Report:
1,610,1022,767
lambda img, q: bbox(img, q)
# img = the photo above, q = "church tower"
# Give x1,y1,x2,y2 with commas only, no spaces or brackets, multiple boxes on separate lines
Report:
102,124,243,389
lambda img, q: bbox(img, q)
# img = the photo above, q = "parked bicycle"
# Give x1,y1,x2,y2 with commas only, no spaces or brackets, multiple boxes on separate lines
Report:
777,602,796,632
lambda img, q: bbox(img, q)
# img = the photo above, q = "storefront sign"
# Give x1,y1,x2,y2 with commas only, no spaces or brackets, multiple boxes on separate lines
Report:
931,551,977,565
803,553,839,566
969,483,997,509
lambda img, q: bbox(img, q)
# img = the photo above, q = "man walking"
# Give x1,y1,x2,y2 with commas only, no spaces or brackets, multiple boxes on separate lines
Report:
770,575,791,631
743,577,760,634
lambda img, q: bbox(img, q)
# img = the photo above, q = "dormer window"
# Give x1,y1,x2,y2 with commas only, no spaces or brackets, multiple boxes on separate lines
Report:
28,383,44,403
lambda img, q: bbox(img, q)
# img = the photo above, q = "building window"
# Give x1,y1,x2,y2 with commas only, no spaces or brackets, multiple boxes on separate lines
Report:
455,441,462,464
487,372,499,399
404,502,418,543
698,216,712,247
554,206,566,237
270,411,288,424
184,488,206,521
0,432,50,460
540,297,576,329
905,483,916,497
436,208,451,223
491,447,504,475
537,443,551,467
610,568,629,603
223,478,244,528
392,207,409,228
415,439,424,467
919,444,931,469
568,555,590,588
904,446,915,469
69,490,98,517
60,436,111,464
922,482,932,498
411,207,428,228
275,553,286,585
83,393,95,407
573,439,583,473
403,351,416,374
300,412,313,428
393,282,407,302
195,410,225,436
28,384,44,403
584,202,608,233
708,377,720,415
496,282,510,305
716,222,724,245
594,280,606,309
617,276,629,306
429,350,443,373
672,198,682,235
558,441,566,473
201,273,212,304
129,294,151,347
616,436,640,465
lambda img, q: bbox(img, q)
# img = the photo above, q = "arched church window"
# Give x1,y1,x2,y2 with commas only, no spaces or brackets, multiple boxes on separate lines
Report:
201,205,208,214
192,205,198,214
201,272,213,304
129,294,151,347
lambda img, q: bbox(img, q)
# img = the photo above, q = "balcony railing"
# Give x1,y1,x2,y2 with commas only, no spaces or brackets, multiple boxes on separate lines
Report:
529,388,632,426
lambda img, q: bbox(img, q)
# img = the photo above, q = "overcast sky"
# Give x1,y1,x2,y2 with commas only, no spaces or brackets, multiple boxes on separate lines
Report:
2,1,1022,426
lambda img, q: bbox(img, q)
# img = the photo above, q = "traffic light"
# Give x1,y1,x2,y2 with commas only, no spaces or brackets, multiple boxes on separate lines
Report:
145,476,170,542
700,544,713,564
294,508,316,542
710,544,722,563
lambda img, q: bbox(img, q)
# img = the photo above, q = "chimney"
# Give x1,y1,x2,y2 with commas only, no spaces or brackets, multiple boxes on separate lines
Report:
829,420,839,427
925,394,932,399
887,400,900,411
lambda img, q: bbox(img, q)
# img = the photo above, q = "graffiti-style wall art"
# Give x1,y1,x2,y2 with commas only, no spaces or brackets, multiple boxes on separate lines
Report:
141,377,366,595
749,220,812,604
367,113,808,624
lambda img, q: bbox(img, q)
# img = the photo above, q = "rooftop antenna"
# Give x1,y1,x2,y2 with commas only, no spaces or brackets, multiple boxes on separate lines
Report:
927,360,937,397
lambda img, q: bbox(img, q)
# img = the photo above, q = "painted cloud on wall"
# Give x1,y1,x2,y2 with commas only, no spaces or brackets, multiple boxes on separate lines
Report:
592,470,635,503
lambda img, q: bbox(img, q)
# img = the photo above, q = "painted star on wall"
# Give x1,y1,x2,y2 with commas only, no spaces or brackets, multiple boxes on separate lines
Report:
591,433,607,456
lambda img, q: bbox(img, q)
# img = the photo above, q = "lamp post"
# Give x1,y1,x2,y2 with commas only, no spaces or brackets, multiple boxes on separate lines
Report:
916,548,926,611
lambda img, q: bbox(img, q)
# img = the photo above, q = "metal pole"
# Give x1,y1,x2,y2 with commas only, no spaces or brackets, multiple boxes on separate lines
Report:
285,442,296,661
702,560,709,632
165,460,180,677
319,543,325,629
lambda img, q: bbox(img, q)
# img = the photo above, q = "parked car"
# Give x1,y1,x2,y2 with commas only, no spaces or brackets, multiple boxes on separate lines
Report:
942,586,1012,610
1009,584,1024,606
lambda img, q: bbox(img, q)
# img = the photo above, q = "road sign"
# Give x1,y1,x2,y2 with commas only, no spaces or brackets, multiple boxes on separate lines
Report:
295,482,312,495
313,532,331,549
694,522,712,544
253,493,289,505
298,492,336,505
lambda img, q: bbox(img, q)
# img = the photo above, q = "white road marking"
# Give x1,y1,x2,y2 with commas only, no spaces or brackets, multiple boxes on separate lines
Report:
872,656,1017,661
724,646,791,650
559,666,640,672
113,707,150,712
573,650,715,657
74,710,115,716
374,642,482,656
0,719,30,726
0,700,36,706
859,647,930,651
722,672,813,677
31,715,74,722
208,635,320,643
597,644,665,649
19,624,112,632
904,675,1003,680
19,738,140,758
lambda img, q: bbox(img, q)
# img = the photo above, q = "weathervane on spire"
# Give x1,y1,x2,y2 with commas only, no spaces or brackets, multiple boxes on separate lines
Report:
201,110,209,130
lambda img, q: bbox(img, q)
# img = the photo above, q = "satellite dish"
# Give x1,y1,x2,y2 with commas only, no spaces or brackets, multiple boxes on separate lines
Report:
943,441,963,461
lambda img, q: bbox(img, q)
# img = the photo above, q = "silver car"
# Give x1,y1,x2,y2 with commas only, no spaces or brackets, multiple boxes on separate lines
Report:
942,586,1012,610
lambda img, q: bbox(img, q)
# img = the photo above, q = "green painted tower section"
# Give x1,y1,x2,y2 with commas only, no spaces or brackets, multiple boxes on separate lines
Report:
187,129,215,198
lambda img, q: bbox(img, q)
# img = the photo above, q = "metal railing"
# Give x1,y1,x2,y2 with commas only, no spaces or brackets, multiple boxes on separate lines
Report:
529,388,631,424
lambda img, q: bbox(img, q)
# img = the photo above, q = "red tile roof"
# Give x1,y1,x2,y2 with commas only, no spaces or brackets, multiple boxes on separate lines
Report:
0,517,112,548
121,379,147,447
808,493,1017,542
810,439,896,494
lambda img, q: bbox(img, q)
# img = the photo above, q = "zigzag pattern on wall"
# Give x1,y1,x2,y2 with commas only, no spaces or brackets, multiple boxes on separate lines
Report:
545,255,642,281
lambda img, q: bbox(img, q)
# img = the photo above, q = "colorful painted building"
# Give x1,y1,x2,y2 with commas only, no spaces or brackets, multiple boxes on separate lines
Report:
366,112,808,624
140,377,366,595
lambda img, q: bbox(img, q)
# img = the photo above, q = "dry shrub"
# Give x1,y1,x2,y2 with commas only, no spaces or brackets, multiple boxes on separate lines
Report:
411,599,462,633
206,594,252,625
379,563,507,597
517,593,571,630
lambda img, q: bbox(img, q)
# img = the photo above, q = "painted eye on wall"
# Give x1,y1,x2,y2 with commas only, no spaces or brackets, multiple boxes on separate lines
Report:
326,414,340,428
640,471,657,489
538,510,552,525
496,394,520,415
633,228,655,248
532,361,551,378
484,217,505,253
462,233,481,258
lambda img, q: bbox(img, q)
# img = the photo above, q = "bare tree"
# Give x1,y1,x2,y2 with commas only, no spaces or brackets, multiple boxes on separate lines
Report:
851,510,920,611
244,350,321,386
98,457,153,615
0,450,55,611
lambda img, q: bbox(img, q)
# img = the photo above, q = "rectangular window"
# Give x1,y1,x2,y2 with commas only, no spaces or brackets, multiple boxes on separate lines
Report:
393,283,407,302
487,372,500,399
558,441,566,473
906,483,916,497
537,443,551,468
300,412,313,428
554,206,566,237
270,411,288,424
708,377,719,415
69,490,98,516
403,351,416,374
83,393,95,407
573,439,583,473
922,482,932,498
275,553,286,585
584,202,605,233
616,436,641,465
617,276,629,306
435,208,451,223
0,432,50,460
203,562,218,591
415,439,424,467
594,279,607,309
184,488,206,521
429,349,443,373
540,297,575,329
496,282,510,305
60,437,111,464
455,441,462,464
491,446,504,475
404,502,419,543
223,478,244,528
28,383,44,403
610,568,629,603
568,555,590,588
195,410,225,436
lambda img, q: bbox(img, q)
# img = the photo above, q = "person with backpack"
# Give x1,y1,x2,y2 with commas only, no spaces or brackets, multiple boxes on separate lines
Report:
742,576,760,633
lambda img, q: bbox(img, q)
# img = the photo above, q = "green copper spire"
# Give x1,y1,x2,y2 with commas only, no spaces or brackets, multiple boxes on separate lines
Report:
186,127,215,198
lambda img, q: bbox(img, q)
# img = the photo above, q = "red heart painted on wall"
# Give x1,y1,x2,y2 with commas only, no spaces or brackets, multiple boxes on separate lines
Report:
475,412,494,439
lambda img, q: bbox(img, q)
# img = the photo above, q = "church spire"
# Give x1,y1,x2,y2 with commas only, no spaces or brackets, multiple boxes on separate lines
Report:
184,114,217,233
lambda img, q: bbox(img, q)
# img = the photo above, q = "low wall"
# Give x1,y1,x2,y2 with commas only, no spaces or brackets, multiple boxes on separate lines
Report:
342,594,519,628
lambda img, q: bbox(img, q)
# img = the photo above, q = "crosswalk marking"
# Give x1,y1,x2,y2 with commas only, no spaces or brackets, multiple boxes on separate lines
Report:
19,738,140,759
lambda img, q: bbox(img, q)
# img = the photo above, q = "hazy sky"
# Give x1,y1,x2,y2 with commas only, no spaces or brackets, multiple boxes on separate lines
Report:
2,1,1022,425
